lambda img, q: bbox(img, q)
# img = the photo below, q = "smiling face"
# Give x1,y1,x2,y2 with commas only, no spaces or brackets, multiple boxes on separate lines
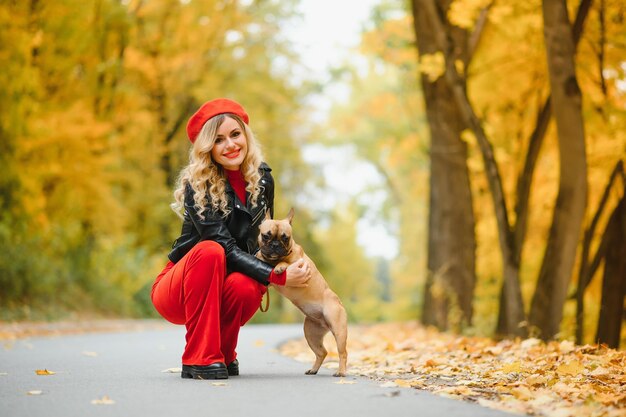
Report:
210,116,248,171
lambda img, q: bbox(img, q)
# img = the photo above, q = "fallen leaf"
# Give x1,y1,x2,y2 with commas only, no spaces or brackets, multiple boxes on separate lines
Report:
484,346,504,355
424,359,438,367
35,369,55,375
588,366,609,377
525,374,549,386
161,367,182,373
82,351,98,357
512,386,534,400
211,382,228,386
27,390,42,396
253,340,265,347
384,390,401,397
556,360,583,376
558,340,576,354
393,379,414,388
501,362,522,373
91,395,115,405
279,322,626,417
334,378,356,384
521,338,542,349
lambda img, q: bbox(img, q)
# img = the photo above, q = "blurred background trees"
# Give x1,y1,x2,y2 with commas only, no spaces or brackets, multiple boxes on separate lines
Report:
0,0,624,348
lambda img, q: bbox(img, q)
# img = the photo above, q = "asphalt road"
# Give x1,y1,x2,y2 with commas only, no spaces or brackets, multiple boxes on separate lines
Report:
0,322,517,417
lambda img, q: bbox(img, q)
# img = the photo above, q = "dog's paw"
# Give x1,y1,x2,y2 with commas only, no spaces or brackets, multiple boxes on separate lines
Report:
274,265,286,274
305,369,318,375
333,371,346,377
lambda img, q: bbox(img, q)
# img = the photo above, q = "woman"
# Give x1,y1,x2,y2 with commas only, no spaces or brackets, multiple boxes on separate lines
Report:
151,98,311,380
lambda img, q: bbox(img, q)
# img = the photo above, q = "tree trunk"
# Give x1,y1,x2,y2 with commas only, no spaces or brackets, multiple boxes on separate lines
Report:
500,0,593,336
411,0,476,330
529,0,588,340
575,161,623,344
595,193,626,348
415,0,525,336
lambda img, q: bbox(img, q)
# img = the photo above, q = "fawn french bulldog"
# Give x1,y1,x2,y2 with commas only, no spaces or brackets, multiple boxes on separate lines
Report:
256,208,348,377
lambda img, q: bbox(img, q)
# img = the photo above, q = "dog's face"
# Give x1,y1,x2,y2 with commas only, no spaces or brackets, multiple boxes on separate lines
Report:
258,208,295,262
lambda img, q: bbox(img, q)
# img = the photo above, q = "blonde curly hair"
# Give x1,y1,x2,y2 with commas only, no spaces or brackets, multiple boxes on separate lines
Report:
171,113,264,219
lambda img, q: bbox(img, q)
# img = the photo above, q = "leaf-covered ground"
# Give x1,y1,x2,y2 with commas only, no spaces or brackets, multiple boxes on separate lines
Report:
279,322,626,417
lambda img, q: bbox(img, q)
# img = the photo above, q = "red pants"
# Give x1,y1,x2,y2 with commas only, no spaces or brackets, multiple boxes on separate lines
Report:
151,240,266,365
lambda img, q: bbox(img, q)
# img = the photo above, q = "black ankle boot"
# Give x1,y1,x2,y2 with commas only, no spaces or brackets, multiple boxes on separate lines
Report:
181,363,228,380
227,359,239,376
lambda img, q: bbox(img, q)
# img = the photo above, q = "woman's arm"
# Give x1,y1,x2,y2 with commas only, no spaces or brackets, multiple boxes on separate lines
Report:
184,184,274,285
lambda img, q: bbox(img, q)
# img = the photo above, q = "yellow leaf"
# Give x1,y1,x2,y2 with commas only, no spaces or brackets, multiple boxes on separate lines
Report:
558,340,576,354
35,369,55,375
525,374,549,386
254,340,265,347
334,378,356,384
211,382,228,386
82,351,98,357
556,360,583,376
455,59,465,76
461,129,477,146
447,0,492,29
27,390,43,396
501,362,522,373
511,386,534,400
484,345,504,355
588,366,609,377
393,379,414,388
91,395,115,405
420,52,445,82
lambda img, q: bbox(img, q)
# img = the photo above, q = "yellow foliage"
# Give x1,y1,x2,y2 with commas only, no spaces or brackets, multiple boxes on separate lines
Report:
447,0,491,29
420,52,445,82
283,322,626,416
0,0,307,319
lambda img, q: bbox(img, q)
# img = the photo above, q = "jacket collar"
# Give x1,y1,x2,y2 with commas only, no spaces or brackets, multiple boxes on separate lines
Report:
223,162,271,215
224,180,250,215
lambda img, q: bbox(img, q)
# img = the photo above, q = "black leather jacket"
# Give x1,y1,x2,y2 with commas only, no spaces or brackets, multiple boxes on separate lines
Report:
167,163,275,285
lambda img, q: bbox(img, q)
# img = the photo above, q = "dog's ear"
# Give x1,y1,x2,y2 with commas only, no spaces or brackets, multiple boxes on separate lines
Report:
286,207,295,224
264,209,271,221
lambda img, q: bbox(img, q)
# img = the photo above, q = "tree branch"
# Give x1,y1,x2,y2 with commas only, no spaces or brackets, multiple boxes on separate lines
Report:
513,0,593,260
465,2,493,70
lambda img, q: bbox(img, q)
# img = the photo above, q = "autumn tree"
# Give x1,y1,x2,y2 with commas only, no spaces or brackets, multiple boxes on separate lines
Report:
348,0,624,342
528,0,588,340
411,0,526,336
0,0,308,319
410,0,477,330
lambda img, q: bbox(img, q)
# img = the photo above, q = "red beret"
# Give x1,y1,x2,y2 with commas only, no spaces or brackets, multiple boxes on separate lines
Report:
186,98,249,143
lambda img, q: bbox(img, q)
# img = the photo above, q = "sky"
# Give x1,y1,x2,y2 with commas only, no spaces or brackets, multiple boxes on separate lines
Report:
282,0,400,260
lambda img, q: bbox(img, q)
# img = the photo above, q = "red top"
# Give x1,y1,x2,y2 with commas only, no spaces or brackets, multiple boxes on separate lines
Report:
225,169,286,286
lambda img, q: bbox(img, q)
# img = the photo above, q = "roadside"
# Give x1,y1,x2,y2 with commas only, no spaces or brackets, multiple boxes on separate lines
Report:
0,319,168,341
281,322,626,417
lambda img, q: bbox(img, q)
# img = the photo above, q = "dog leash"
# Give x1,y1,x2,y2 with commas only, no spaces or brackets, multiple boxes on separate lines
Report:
259,289,270,312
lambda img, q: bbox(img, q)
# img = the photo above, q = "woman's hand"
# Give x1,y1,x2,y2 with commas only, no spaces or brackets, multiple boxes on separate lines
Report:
284,258,311,288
